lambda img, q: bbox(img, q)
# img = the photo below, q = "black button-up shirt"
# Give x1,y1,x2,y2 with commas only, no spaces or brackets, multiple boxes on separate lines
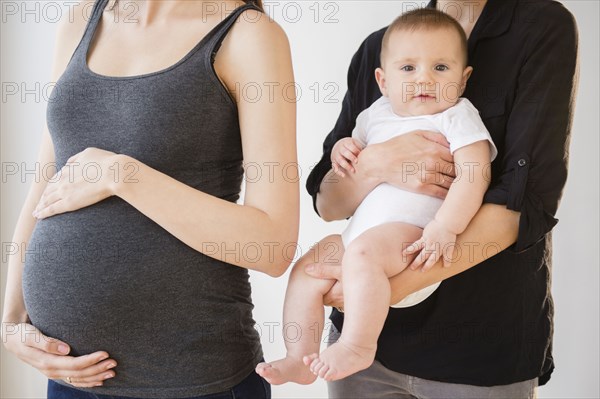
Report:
306,0,578,386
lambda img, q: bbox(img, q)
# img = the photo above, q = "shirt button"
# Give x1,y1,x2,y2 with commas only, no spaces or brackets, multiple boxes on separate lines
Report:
518,159,527,167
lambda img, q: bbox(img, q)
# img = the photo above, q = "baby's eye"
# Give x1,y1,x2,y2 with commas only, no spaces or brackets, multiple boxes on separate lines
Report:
400,65,415,72
435,65,449,71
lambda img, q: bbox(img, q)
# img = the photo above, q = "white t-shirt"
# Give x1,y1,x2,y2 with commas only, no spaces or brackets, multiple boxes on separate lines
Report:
342,96,497,307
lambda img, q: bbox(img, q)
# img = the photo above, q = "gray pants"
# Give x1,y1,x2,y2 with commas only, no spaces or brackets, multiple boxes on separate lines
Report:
326,325,538,399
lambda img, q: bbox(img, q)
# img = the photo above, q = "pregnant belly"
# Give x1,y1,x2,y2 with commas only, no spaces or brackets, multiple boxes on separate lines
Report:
22,197,234,356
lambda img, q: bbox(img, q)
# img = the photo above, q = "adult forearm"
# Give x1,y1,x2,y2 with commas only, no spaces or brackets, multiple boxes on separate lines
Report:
3,132,56,324
2,193,44,324
390,203,519,304
3,263,28,324
316,168,380,221
316,132,455,221
113,156,297,277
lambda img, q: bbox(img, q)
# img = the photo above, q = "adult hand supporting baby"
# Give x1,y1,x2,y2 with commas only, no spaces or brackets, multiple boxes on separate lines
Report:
360,130,455,199
316,131,453,221
311,130,456,307
305,263,343,309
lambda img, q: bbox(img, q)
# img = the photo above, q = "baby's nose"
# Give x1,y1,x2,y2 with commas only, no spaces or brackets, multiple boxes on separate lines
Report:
415,70,434,85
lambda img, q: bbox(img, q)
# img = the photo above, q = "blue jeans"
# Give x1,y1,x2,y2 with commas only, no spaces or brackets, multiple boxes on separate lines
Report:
47,370,271,399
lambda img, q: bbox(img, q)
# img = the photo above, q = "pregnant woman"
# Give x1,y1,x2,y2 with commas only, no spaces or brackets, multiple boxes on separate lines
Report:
2,0,298,398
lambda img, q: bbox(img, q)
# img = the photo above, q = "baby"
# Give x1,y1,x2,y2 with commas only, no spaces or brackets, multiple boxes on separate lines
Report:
257,8,497,384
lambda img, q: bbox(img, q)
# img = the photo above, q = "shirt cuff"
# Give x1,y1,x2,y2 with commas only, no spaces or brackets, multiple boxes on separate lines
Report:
483,155,558,253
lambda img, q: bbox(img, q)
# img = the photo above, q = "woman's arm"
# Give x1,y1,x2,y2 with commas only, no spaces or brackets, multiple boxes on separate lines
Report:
406,140,492,270
317,130,455,221
306,203,519,307
311,3,578,307
305,28,455,222
3,1,117,387
390,204,519,304
35,11,299,277
118,14,298,277
3,130,55,325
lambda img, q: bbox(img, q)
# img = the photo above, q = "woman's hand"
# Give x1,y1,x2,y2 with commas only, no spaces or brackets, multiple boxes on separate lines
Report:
359,130,455,199
2,322,116,388
33,148,124,219
305,263,344,309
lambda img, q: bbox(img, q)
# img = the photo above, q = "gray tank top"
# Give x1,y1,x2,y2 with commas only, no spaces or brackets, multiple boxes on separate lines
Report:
22,0,263,397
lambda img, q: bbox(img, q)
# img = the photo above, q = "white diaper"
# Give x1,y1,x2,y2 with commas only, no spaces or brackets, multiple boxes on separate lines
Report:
342,183,443,308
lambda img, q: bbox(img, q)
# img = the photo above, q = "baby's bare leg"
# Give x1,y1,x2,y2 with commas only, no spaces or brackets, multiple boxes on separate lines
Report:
307,222,422,381
256,234,344,385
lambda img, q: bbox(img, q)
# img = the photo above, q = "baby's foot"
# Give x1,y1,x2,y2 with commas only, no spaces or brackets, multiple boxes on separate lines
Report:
255,356,317,385
303,339,376,381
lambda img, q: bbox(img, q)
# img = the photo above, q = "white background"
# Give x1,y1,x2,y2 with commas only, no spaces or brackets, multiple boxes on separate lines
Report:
1,1,598,398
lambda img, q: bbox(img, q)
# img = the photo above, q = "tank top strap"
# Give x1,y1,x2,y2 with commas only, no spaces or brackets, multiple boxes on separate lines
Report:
202,2,263,64
70,0,110,67
71,0,260,72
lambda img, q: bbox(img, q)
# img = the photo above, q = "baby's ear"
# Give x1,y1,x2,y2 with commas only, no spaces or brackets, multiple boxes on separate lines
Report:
460,66,474,94
375,68,387,96
462,66,474,84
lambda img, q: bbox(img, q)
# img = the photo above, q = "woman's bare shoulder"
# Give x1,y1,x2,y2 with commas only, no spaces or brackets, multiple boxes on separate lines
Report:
214,7,293,93
51,0,96,79
222,9,291,67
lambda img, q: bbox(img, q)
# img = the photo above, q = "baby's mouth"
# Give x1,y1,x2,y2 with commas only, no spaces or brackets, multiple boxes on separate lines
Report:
414,94,436,101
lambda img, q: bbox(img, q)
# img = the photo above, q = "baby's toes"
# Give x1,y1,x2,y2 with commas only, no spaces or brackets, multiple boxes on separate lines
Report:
317,364,331,379
323,367,337,381
255,362,268,373
303,353,318,366
310,359,324,375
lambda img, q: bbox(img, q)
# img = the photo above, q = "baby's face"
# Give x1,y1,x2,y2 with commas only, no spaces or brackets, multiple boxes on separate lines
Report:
376,28,472,117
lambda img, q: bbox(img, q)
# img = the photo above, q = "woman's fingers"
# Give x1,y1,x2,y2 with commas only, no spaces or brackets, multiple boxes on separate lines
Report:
22,346,106,372
64,378,105,389
36,350,116,386
35,189,63,214
53,351,114,373
20,328,111,370
418,130,450,149
305,263,342,281
420,184,449,200
4,324,116,386
16,325,70,355
34,199,68,219
61,359,117,388
425,171,453,189
322,280,344,308
420,161,454,186
14,344,110,382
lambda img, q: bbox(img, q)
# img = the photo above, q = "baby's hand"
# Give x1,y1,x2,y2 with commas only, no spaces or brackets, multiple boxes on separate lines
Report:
331,138,363,177
403,220,457,271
